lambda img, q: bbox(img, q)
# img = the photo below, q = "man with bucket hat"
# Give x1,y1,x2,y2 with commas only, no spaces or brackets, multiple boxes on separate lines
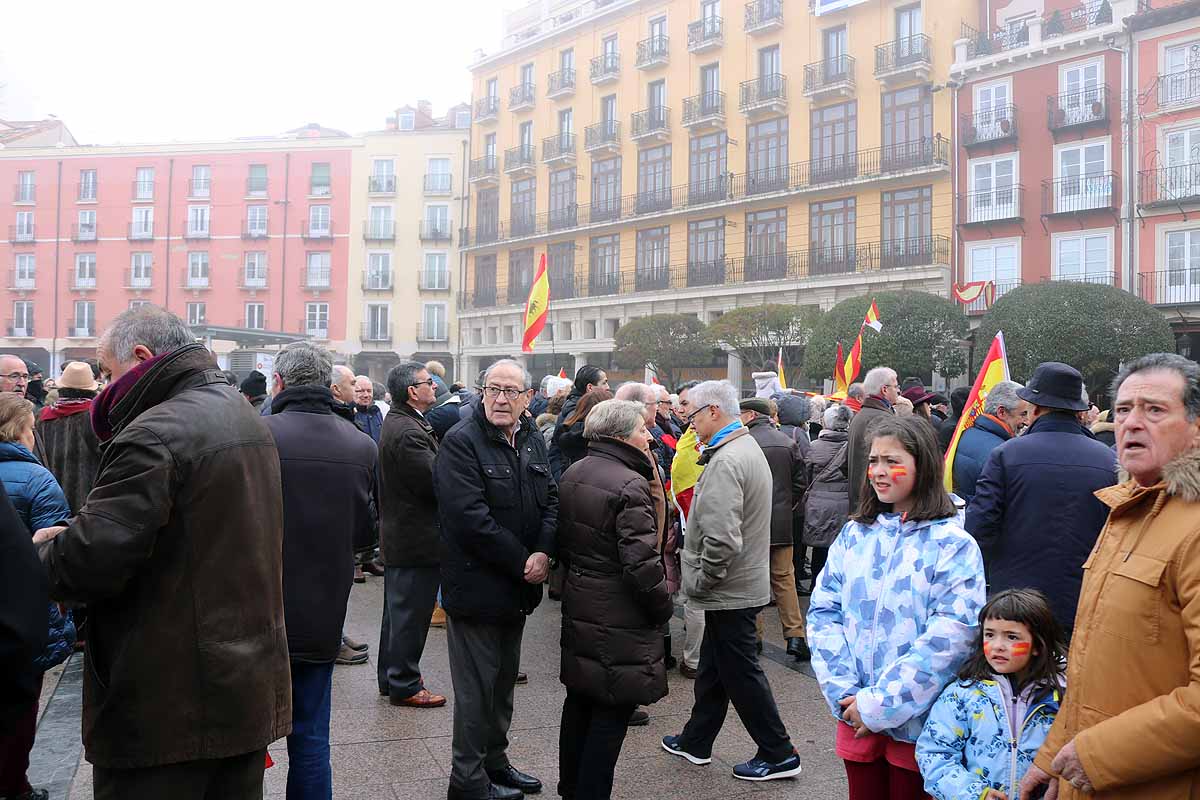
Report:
966,362,1118,638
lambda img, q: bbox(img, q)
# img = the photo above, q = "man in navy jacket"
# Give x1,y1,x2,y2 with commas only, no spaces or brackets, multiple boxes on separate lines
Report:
952,380,1028,504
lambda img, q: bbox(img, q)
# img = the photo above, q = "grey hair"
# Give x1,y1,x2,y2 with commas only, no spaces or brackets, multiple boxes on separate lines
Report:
983,380,1024,416
809,395,827,421
386,361,427,402
687,380,740,418
847,382,865,400
614,381,654,403
275,341,333,388
484,358,532,389
863,367,897,397
655,384,671,400
1111,353,1200,421
583,399,646,441
99,304,195,364
823,404,852,431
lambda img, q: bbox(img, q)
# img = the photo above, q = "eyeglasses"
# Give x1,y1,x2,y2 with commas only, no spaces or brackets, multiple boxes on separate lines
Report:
657,400,672,406
685,404,713,424
483,385,527,400
1,373,29,382
409,378,436,389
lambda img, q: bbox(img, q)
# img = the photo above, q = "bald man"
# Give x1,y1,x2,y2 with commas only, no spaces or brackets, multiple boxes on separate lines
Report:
0,355,29,396
353,375,383,444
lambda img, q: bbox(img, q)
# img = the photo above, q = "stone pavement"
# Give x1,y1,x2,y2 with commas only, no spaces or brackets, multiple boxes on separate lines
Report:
43,576,849,799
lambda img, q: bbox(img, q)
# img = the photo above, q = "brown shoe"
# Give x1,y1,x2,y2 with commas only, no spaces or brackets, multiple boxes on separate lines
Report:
391,688,447,708
353,565,366,584
430,606,447,628
362,558,386,577
679,663,698,679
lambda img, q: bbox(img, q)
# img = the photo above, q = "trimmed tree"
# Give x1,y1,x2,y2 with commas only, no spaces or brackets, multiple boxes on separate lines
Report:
612,313,714,391
976,281,1174,399
707,304,824,385
805,291,969,383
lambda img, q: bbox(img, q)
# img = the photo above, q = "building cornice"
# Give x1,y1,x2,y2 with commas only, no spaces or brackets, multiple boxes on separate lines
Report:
469,0,643,73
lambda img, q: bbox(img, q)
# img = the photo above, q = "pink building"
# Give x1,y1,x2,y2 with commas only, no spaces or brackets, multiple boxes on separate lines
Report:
0,124,353,370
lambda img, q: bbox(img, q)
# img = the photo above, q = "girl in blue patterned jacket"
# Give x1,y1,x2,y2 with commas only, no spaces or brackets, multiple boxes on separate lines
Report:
917,589,1066,800
808,416,986,800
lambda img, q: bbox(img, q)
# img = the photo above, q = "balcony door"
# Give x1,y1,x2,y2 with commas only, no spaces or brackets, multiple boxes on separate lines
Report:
970,156,1016,222
1166,229,1200,304
895,5,922,62
367,304,390,341
809,198,856,274
974,82,1011,141
700,64,720,113
811,101,857,183
823,26,847,80
1164,126,1200,201
1056,142,1108,212
882,86,932,169
1164,43,1200,105
759,45,781,83
1061,60,1103,126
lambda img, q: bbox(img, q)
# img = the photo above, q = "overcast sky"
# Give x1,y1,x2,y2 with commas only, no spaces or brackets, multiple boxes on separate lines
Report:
0,0,510,144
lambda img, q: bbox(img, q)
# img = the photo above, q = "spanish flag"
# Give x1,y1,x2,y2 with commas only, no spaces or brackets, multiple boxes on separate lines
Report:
842,299,883,386
521,253,550,353
669,426,705,528
944,331,1010,493
834,342,849,394
776,347,787,390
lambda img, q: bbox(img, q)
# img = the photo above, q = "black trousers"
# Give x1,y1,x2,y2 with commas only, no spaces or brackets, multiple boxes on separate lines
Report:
377,565,440,699
810,546,829,585
93,749,266,800
677,607,793,763
557,691,635,800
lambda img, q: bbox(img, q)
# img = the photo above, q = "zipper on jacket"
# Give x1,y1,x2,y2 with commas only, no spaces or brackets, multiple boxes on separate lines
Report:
989,688,1020,800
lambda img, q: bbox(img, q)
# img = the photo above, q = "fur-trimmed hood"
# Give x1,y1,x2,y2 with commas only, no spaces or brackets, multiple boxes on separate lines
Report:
1107,447,1200,507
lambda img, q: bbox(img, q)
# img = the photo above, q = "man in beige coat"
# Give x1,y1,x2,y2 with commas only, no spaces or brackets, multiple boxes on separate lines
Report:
1021,353,1200,799
661,380,801,783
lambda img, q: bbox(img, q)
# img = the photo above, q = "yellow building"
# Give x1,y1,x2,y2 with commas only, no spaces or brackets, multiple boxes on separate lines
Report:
458,0,967,384
348,102,470,380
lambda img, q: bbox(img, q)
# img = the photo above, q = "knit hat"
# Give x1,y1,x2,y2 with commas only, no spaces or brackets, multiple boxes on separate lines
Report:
240,370,267,397
59,361,98,392
739,397,775,417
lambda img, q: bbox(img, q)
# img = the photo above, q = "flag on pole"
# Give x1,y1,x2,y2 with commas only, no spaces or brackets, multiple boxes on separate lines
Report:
557,367,568,379
944,331,1011,493
864,300,882,332
776,347,787,390
841,299,884,386
834,342,848,394
521,253,550,353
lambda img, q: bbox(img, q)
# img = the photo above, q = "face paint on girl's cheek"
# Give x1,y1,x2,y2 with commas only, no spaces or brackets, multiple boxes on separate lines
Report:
983,641,992,657
1010,642,1032,657
889,466,908,480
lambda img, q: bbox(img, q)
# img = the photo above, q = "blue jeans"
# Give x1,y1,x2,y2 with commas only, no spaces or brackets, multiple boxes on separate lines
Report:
286,661,334,800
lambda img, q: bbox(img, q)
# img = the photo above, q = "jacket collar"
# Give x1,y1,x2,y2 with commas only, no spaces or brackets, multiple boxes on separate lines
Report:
0,441,40,465
355,403,382,418
105,344,221,439
976,413,1014,439
697,426,749,465
1099,446,1200,511
1025,411,1088,437
818,429,850,442
472,397,534,446
272,384,337,415
746,416,773,432
390,400,434,432
587,438,654,477
862,395,893,413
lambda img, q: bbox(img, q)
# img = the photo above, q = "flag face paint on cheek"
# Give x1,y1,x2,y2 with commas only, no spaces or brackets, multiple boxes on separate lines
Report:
1011,642,1032,657
983,641,992,657
889,466,908,480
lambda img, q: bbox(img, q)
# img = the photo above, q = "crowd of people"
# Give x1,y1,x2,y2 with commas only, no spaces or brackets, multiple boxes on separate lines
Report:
2,303,1200,800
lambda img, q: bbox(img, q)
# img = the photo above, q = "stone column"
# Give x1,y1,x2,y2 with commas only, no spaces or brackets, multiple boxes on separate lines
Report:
572,352,588,377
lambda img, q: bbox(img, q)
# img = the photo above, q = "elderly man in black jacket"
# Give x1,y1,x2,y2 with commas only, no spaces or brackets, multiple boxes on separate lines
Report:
377,361,446,708
263,341,379,799
435,358,558,800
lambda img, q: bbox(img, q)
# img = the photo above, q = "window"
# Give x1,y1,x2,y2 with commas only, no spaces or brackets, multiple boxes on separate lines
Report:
601,94,617,124
510,178,536,235
1165,228,1200,302
422,304,447,341
561,48,575,73
759,44,781,79
188,205,211,236
129,300,150,310
477,188,500,240
1054,230,1112,283
73,301,95,336
188,252,209,288
486,78,498,100
972,81,1013,141
427,157,452,193
520,63,535,86
650,16,667,38
306,303,329,337
549,168,577,230
508,249,535,302
636,226,671,289
368,205,394,238
191,165,211,198
810,198,857,274
132,206,154,238
882,86,933,168
589,234,620,294
135,167,154,200
187,303,207,326
648,79,666,110
689,131,728,203
16,171,34,203
811,101,857,183
399,112,415,130
74,254,96,288
558,108,574,137
455,110,471,128
967,240,1020,303
881,186,933,267
130,252,152,288
11,302,32,336
310,162,331,196
309,205,331,236
245,303,265,330
246,205,268,236
1055,140,1110,212
687,218,726,285
425,204,450,236
1164,42,1200,105
424,252,449,289
366,304,390,340
518,121,534,151
14,211,33,238
306,253,331,287
969,155,1017,222
77,210,97,239
548,242,575,297
244,252,267,288
745,208,787,279
367,252,392,289
637,144,671,212
591,157,622,221
895,4,923,59
474,254,498,303
14,254,34,289
248,164,268,195
823,26,848,63
78,169,97,202
1162,126,1200,199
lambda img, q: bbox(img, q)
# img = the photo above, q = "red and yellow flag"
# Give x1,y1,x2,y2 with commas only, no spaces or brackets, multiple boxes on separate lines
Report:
557,367,568,379
777,347,788,390
944,331,1010,493
521,253,550,353
669,426,704,527
834,342,849,394
841,300,883,386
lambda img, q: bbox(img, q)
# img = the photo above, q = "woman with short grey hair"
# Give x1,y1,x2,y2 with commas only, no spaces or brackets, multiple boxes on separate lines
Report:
583,399,646,441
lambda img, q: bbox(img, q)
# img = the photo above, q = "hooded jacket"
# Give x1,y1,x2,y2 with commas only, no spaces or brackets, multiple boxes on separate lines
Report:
1033,448,1200,799
807,513,986,743
752,371,784,398
777,395,813,454
743,416,806,547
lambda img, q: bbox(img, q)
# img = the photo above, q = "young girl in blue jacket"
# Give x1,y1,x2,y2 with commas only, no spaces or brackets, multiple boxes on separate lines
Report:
917,589,1067,800
808,416,986,800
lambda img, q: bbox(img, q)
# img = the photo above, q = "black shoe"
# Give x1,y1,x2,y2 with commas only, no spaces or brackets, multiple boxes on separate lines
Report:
664,634,677,669
796,581,813,597
786,637,812,662
515,671,528,685
679,662,698,679
10,791,50,800
628,707,650,726
447,784,523,800
756,639,763,654
487,765,542,795
362,559,386,577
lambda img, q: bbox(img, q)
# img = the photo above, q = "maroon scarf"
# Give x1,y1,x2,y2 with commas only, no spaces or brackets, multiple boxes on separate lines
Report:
40,398,94,422
90,352,171,443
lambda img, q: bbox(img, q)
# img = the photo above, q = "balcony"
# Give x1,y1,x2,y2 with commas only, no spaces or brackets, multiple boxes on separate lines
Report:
363,221,396,242
1041,172,1118,216
424,173,452,195
687,258,727,287
636,35,669,69
965,280,1021,314
504,144,537,177
13,185,35,204
507,280,534,305
804,55,855,100
71,275,97,292
239,269,268,290
961,21,1028,59
1141,165,1200,208
420,220,453,242
543,132,577,165
127,223,153,241
585,120,621,155
473,286,498,308
1139,269,1200,306
744,0,783,33
549,204,579,232
510,211,537,237
1159,69,1200,110
590,53,620,84
635,188,673,214
246,176,268,196
631,107,671,142
242,220,269,240
588,272,621,297
369,174,397,195
420,270,451,291
67,325,95,339
300,318,329,339
549,272,577,299
131,180,155,201
8,271,35,291
71,224,97,243
362,323,393,344
683,91,726,131
6,321,33,338
962,106,1017,148
302,271,332,291
509,83,536,112
470,155,499,185
188,179,211,199
874,35,932,84
635,268,670,292
309,180,331,198
8,226,34,244
418,323,449,343
182,271,211,291
302,220,333,240
739,74,787,117
959,186,1025,225
688,17,723,52
547,68,576,99
475,95,500,124
183,224,211,241
126,273,153,291
688,174,731,205
1047,87,1109,132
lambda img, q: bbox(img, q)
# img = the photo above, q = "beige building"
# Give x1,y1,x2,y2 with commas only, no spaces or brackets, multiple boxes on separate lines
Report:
349,103,471,381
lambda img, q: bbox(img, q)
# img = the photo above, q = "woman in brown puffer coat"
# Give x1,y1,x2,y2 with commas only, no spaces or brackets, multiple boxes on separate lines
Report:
556,399,675,800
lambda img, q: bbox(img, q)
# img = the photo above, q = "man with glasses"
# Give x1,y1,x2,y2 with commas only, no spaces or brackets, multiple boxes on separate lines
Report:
377,362,446,709
0,355,30,397
846,367,899,512
435,359,557,800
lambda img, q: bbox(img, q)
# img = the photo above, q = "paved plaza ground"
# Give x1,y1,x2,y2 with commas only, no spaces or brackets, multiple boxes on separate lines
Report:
33,576,850,799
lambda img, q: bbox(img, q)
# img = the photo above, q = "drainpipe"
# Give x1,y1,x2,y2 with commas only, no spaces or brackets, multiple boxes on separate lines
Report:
164,158,174,313
1124,22,1136,296
51,160,62,371
951,79,960,289
457,137,470,382
280,152,291,331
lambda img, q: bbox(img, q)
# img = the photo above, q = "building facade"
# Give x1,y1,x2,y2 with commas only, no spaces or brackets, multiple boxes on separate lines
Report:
459,0,969,385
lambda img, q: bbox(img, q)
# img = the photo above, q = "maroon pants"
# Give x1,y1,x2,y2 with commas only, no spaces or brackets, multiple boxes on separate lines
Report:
844,758,930,800
0,673,42,796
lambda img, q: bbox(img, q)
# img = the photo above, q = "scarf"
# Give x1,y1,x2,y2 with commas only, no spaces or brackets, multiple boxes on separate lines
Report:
91,352,171,443
702,419,743,451
40,398,93,422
